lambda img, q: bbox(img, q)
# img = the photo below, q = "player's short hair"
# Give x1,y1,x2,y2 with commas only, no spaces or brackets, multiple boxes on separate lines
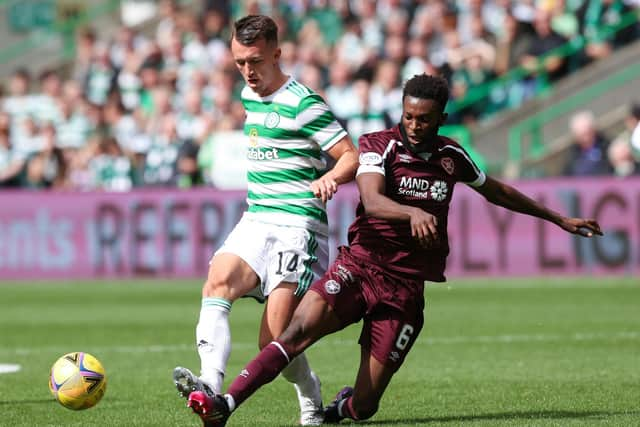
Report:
402,74,449,112
232,15,278,47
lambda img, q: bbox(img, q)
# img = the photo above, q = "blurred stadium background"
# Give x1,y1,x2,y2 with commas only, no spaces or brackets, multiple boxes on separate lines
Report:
0,0,639,426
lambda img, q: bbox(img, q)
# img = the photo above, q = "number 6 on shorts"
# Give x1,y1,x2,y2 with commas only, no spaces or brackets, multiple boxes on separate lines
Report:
395,324,415,350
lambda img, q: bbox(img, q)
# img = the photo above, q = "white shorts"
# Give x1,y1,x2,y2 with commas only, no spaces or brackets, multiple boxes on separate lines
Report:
214,215,329,297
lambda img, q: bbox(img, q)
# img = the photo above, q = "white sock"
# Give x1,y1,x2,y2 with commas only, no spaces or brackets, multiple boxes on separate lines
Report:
196,297,232,393
282,353,317,398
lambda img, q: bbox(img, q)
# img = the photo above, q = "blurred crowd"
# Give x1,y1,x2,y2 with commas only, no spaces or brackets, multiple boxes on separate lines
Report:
0,0,639,191
564,104,640,177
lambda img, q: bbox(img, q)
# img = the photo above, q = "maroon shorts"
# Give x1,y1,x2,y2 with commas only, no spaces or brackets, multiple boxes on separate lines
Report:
309,247,424,371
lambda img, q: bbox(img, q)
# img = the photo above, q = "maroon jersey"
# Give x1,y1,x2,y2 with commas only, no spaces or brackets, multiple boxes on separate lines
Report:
348,125,486,282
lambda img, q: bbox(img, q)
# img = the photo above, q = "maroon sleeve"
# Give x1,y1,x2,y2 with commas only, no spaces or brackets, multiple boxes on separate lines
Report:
439,138,486,187
356,132,397,177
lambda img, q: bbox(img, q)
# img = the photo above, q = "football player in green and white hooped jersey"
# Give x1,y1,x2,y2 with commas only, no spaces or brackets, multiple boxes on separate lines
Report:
173,14,359,427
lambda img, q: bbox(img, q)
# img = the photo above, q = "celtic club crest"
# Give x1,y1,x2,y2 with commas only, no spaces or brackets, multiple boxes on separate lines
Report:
264,112,280,129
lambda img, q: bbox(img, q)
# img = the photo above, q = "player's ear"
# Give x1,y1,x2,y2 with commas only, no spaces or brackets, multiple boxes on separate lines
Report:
274,47,281,62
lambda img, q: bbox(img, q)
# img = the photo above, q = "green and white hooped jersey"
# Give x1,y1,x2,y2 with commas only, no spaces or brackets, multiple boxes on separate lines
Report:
242,77,347,236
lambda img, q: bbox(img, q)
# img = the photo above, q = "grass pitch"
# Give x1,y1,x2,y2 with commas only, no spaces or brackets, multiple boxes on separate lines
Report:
0,277,638,426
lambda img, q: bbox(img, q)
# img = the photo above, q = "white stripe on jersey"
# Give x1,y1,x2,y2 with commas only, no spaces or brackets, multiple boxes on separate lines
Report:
356,138,400,177
438,145,486,186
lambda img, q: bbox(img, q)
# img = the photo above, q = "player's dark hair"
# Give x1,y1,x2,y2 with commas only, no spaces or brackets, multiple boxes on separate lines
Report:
232,15,278,46
402,74,449,112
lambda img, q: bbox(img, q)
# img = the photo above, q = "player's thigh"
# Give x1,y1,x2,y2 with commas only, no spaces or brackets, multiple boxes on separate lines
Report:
204,218,266,299
258,281,299,348
204,253,260,300
277,289,346,355
358,306,424,377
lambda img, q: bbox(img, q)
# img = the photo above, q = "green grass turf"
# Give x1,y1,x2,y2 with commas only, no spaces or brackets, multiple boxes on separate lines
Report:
0,277,638,426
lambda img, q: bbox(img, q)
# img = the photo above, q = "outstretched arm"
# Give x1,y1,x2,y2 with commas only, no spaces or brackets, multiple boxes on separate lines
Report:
310,136,358,202
473,176,603,237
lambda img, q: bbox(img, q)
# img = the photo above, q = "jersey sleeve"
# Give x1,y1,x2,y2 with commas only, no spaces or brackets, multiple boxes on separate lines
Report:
356,133,388,177
296,94,348,151
439,142,486,187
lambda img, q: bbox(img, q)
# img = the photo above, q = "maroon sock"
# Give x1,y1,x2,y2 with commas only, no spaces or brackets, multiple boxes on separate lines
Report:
226,341,291,408
342,396,360,420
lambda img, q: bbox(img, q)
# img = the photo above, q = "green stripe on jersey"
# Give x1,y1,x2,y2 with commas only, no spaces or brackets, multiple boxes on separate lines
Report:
247,167,320,184
295,232,319,296
299,111,338,138
248,190,316,200
297,94,325,113
248,204,328,223
286,83,308,98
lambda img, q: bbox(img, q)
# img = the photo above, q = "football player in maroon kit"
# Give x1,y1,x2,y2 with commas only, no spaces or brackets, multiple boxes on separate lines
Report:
186,74,603,426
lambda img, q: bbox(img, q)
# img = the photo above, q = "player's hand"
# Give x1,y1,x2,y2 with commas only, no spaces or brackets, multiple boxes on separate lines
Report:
409,208,439,248
311,176,338,203
559,217,603,237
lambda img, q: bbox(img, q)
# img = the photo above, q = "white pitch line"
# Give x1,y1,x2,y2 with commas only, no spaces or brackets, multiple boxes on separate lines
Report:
0,331,638,357
0,364,21,374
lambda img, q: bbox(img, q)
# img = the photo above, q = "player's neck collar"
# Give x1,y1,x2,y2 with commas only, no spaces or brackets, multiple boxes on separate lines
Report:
399,124,433,154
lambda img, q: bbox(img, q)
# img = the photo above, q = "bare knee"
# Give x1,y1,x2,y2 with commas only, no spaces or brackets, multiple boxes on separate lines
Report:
351,397,379,420
203,254,259,300
202,274,232,299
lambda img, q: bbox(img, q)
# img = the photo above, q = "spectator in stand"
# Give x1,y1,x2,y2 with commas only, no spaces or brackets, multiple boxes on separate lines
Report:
72,27,97,84
579,0,638,62
88,136,134,191
519,8,568,99
109,26,148,71
0,126,25,187
56,93,92,150
279,40,303,81
116,48,144,111
142,114,182,186
451,51,496,122
104,99,142,155
3,68,32,134
563,110,612,176
176,89,208,142
335,16,369,71
23,123,66,189
344,79,388,142
547,0,580,41
85,43,116,106
298,64,325,94
611,102,640,162
355,0,384,55
34,70,63,125
325,61,355,124
156,0,181,51
370,60,403,124
608,138,640,177
494,13,535,76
